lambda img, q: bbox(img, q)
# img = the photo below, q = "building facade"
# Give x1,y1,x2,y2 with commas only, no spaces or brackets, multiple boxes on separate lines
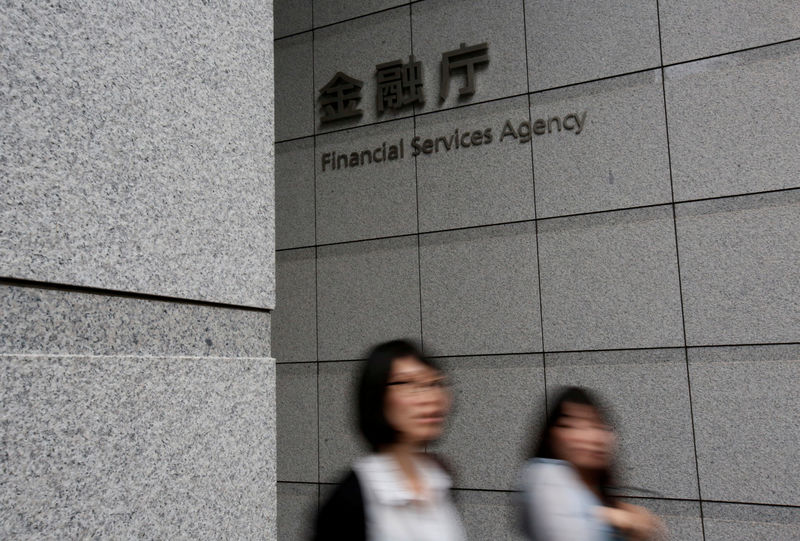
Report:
2,2,276,538
273,1,800,540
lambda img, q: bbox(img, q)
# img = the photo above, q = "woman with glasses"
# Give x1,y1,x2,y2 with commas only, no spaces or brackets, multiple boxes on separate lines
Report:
314,339,465,541
519,386,664,541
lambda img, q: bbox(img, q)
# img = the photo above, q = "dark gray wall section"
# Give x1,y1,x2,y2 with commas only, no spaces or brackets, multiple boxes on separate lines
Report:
274,1,800,539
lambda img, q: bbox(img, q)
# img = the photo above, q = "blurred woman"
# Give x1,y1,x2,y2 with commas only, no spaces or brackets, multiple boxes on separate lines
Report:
314,339,465,541
519,387,664,541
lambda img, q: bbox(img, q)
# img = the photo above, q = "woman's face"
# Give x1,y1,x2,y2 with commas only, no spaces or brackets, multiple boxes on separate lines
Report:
550,402,616,471
384,356,451,446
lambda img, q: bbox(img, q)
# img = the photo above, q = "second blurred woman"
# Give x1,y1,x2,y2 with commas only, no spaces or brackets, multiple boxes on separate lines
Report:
519,386,663,541
314,339,465,541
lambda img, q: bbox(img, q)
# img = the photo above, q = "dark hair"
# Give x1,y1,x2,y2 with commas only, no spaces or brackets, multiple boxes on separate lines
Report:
357,339,440,451
531,386,618,504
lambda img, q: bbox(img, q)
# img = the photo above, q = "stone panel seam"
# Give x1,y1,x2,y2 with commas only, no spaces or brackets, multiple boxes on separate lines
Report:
275,186,800,253
656,2,706,537
520,0,550,419
274,1,425,42
0,278,272,314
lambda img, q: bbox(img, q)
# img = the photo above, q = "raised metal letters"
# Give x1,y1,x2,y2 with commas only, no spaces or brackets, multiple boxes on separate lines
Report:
319,72,364,123
376,55,424,114
439,42,489,102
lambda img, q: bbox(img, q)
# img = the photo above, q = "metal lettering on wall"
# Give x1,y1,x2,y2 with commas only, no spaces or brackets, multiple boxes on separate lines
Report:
319,41,489,123
318,40,589,172
320,114,588,172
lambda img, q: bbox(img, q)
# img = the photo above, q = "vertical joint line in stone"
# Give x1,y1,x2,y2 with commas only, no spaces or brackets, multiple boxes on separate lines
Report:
409,2,425,355
520,0,548,416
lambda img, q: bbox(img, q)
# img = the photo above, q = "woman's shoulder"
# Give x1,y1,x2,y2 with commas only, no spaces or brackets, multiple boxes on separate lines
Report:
314,469,366,541
521,458,575,486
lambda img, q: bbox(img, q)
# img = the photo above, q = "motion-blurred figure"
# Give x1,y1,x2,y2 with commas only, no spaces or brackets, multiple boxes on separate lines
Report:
314,340,465,541
519,387,664,541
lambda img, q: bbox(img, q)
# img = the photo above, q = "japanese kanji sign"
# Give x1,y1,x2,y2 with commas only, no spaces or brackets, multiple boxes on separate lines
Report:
318,42,490,124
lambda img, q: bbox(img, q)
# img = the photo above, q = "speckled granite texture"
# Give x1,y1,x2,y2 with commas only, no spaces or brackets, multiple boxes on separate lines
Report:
0,284,270,358
1,354,276,539
0,2,275,308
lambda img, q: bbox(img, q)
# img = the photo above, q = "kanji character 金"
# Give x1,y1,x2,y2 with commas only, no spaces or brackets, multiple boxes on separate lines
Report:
319,72,364,123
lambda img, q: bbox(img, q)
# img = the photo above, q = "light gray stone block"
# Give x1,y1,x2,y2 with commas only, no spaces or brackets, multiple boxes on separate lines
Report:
665,42,800,201
411,0,527,112
688,345,800,505
318,360,368,482
452,490,526,541
530,70,671,218
659,0,800,63
703,502,800,541
315,118,417,244
317,236,421,361
431,355,545,490
419,222,541,357
0,284,270,358
276,138,315,249
314,0,408,27
415,96,535,231
277,363,318,482
525,0,660,91
619,498,703,541
274,0,312,38
675,191,800,346
276,32,315,140
538,206,684,351
545,349,699,499
273,248,317,363
277,482,318,541
0,354,275,539
1,2,275,308
314,6,411,131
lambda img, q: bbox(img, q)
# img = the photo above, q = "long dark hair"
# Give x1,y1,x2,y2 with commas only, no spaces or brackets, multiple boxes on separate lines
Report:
357,339,440,451
531,386,618,504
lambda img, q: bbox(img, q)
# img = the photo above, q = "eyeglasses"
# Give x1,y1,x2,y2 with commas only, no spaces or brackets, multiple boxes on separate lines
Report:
386,377,448,394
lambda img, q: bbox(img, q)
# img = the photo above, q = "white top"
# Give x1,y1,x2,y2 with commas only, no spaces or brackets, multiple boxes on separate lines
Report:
353,454,466,541
520,458,618,541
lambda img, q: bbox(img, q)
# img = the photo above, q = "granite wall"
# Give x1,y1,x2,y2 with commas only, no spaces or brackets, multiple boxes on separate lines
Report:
1,2,276,539
273,1,800,540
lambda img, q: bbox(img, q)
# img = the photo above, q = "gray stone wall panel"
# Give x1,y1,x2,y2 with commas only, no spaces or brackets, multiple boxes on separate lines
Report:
317,237,421,361
665,42,800,201
277,363,319,483
659,0,800,63
431,355,545,491
276,32,315,140
538,206,684,351
545,349,699,499
1,354,275,540
703,502,800,541
419,222,541,357
276,138,316,250
415,96,536,232
676,191,800,346
1,1,275,308
315,118,417,244
688,345,800,505
273,248,317,363
314,7,412,132
411,0,527,112
530,70,671,218
525,0,660,91
0,285,270,358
